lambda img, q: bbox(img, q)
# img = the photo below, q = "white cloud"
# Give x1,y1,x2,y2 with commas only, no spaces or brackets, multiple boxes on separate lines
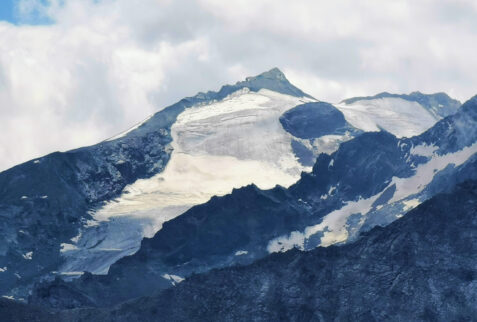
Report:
0,0,476,171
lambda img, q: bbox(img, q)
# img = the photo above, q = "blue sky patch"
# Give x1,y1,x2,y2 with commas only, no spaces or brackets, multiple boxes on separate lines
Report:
0,0,53,25
0,0,16,23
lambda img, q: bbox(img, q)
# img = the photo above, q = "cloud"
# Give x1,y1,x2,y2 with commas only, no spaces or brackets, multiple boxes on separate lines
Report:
0,0,477,171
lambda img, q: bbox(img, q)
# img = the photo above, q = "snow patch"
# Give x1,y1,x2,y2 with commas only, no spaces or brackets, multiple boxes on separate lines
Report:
389,143,477,203
33,160,40,164
311,133,353,155
60,271,84,276
235,250,248,256
319,185,337,200
20,196,27,200
268,192,381,253
60,243,78,252
402,198,421,211
70,232,82,243
336,98,439,137
22,252,33,260
410,144,438,157
162,274,184,284
0,267,7,273
267,231,308,253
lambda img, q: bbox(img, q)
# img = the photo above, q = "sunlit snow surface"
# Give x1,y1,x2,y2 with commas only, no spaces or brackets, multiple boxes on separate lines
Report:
162,274,184,285
60,88,314,274
335,97,439,138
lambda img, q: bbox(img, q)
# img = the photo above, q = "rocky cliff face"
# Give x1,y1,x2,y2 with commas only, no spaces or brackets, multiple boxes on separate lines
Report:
0,124,171,298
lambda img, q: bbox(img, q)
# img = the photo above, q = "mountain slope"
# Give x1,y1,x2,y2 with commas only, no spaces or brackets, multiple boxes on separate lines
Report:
31,95,476,308
14,179,477,321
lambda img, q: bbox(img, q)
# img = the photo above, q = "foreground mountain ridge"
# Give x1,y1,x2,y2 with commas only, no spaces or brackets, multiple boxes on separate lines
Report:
86,179,477,322
4,179,476,321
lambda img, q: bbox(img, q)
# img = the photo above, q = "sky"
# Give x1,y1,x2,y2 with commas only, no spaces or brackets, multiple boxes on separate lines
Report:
1,0,477,171
0,1,15,22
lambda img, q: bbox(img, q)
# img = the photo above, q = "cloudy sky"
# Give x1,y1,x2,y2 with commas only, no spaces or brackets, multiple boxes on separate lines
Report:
0,0,476,171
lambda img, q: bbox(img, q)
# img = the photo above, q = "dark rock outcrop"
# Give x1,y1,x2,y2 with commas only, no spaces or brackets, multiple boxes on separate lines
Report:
280,102,360,139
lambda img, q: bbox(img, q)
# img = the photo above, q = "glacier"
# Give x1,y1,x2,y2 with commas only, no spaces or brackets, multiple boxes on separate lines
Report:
336,97,440,137
60,88,315,274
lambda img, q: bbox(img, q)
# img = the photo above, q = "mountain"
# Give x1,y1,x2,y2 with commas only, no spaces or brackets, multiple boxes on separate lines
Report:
30,94,476,308
7,179,477,321
0,67,463,303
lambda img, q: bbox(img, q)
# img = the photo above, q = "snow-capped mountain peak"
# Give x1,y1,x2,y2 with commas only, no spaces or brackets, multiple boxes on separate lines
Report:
35,88,474,309
0,68,464,303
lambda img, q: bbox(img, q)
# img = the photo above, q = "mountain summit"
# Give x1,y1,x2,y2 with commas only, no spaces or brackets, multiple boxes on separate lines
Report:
212,67,313,100
247,67,286,80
